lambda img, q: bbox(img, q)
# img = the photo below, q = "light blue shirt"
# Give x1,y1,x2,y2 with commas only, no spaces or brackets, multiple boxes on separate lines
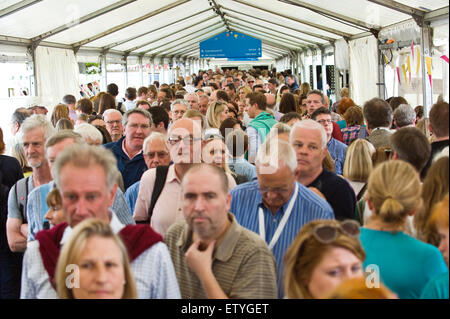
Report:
230,180,334,298
229,158,257,182
124,181,140,213
27,181,135,241
327,137,347,175
360,228,448,299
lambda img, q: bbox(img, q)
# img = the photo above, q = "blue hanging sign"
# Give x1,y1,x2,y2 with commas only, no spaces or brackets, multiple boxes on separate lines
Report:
200,32,262,59
227,58,259,61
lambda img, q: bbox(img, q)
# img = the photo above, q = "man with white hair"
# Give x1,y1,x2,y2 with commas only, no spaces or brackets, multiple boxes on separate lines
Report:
184,75,196,93
125,132,171,213
7,115,54,253
103,109,123,142
73,123,103,145
184,93,199,111
169,99,189,129
230,138,333,298
290,119,356,220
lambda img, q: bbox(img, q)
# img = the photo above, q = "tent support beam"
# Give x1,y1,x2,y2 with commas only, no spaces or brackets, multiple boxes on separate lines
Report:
0,0,42,19
31,0,137,43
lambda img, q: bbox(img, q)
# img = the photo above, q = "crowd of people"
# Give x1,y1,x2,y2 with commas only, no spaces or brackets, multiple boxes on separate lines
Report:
0,67,448,300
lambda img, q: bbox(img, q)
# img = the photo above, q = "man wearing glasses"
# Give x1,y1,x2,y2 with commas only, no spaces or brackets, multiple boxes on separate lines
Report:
230,138,333,298
133,118,202,237
124,132,171,214
104,108,152,191
311,107,347,175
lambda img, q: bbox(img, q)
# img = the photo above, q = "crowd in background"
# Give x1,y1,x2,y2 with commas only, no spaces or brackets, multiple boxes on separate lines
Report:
0,66,448,300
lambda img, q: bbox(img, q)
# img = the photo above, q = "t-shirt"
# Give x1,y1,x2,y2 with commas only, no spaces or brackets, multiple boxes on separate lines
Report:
360,228,448,299
420,272,449,299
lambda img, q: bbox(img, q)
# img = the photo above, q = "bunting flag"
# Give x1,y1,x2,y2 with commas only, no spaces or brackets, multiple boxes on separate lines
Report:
411,41,415,62
416,47,421,75
441,55,449,63
396,67,401,84
407,56,411,83
402,64,407,86
384,54,389,65
425,56,433,87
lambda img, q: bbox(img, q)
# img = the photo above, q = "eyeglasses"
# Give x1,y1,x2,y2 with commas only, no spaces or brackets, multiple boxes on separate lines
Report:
168,135,201,145
106,120,122,125
317,119,332,125
144,151,169,158
312,220,360,244
258,187,291,195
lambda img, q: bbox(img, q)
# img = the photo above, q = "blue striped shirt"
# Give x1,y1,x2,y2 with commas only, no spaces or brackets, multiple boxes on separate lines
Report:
230,180,334,298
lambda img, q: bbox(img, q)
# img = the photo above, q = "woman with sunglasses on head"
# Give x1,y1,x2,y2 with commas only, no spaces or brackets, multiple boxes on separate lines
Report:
360,160,447,299
284,219,365,299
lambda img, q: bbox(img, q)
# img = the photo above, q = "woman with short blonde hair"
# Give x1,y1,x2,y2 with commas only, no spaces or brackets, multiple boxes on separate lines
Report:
206,101,229,129
55,218,137,299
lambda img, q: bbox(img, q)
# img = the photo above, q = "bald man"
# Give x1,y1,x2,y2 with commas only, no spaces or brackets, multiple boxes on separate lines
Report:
264,93,283,121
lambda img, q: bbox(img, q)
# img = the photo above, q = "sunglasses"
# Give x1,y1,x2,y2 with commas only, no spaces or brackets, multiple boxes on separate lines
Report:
312,220,360,244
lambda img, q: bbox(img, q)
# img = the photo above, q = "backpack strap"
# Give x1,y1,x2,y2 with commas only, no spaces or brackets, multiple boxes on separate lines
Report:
136,164,171,225
14,176,30,224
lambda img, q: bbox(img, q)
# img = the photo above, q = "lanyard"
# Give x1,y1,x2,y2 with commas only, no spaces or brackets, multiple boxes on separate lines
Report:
259,183,299,250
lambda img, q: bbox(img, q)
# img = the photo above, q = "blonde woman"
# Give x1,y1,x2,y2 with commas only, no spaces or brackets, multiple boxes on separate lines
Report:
284,219,365,299
201,137,240,187
205,101,230,130
237,85,252,102
55,218,137,299
343,139,376,202
360,160,447,299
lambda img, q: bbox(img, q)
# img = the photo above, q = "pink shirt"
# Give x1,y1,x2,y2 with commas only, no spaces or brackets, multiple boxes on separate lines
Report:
133,165,236,236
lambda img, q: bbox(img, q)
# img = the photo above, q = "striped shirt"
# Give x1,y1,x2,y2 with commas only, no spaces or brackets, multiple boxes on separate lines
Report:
164,213,278,299
230,180,334,298
21,213,180,299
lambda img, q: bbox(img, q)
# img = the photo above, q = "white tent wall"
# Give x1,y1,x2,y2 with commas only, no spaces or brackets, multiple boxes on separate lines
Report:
349,36,378,106
35,46,81,111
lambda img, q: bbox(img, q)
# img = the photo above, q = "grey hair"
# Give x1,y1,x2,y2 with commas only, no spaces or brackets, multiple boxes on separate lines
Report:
393,104,416,128
185,93,199,102
255,138,297,173
290,119,328,149
74,123,103,145
170,99,190,111
62,94,76,105
53,144,119,192
102,109,122,120
45,130,85,150
122,108,153,127
143,132,168,153
20,114,55,142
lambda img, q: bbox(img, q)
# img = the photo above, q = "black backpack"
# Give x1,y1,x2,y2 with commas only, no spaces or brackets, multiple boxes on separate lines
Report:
136,164,172,225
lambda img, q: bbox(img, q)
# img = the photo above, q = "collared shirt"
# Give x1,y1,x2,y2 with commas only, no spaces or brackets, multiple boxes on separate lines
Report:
164,213,278,299
20,213,181,299
122,139,142,160
230,180,334,297
327,137,347,175
342,125,368,145
229,157,257,182
124,180,140,213
133,165,184,236
26,181,135,242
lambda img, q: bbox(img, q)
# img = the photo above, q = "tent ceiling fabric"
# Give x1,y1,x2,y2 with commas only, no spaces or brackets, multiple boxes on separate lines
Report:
0,0,448,60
